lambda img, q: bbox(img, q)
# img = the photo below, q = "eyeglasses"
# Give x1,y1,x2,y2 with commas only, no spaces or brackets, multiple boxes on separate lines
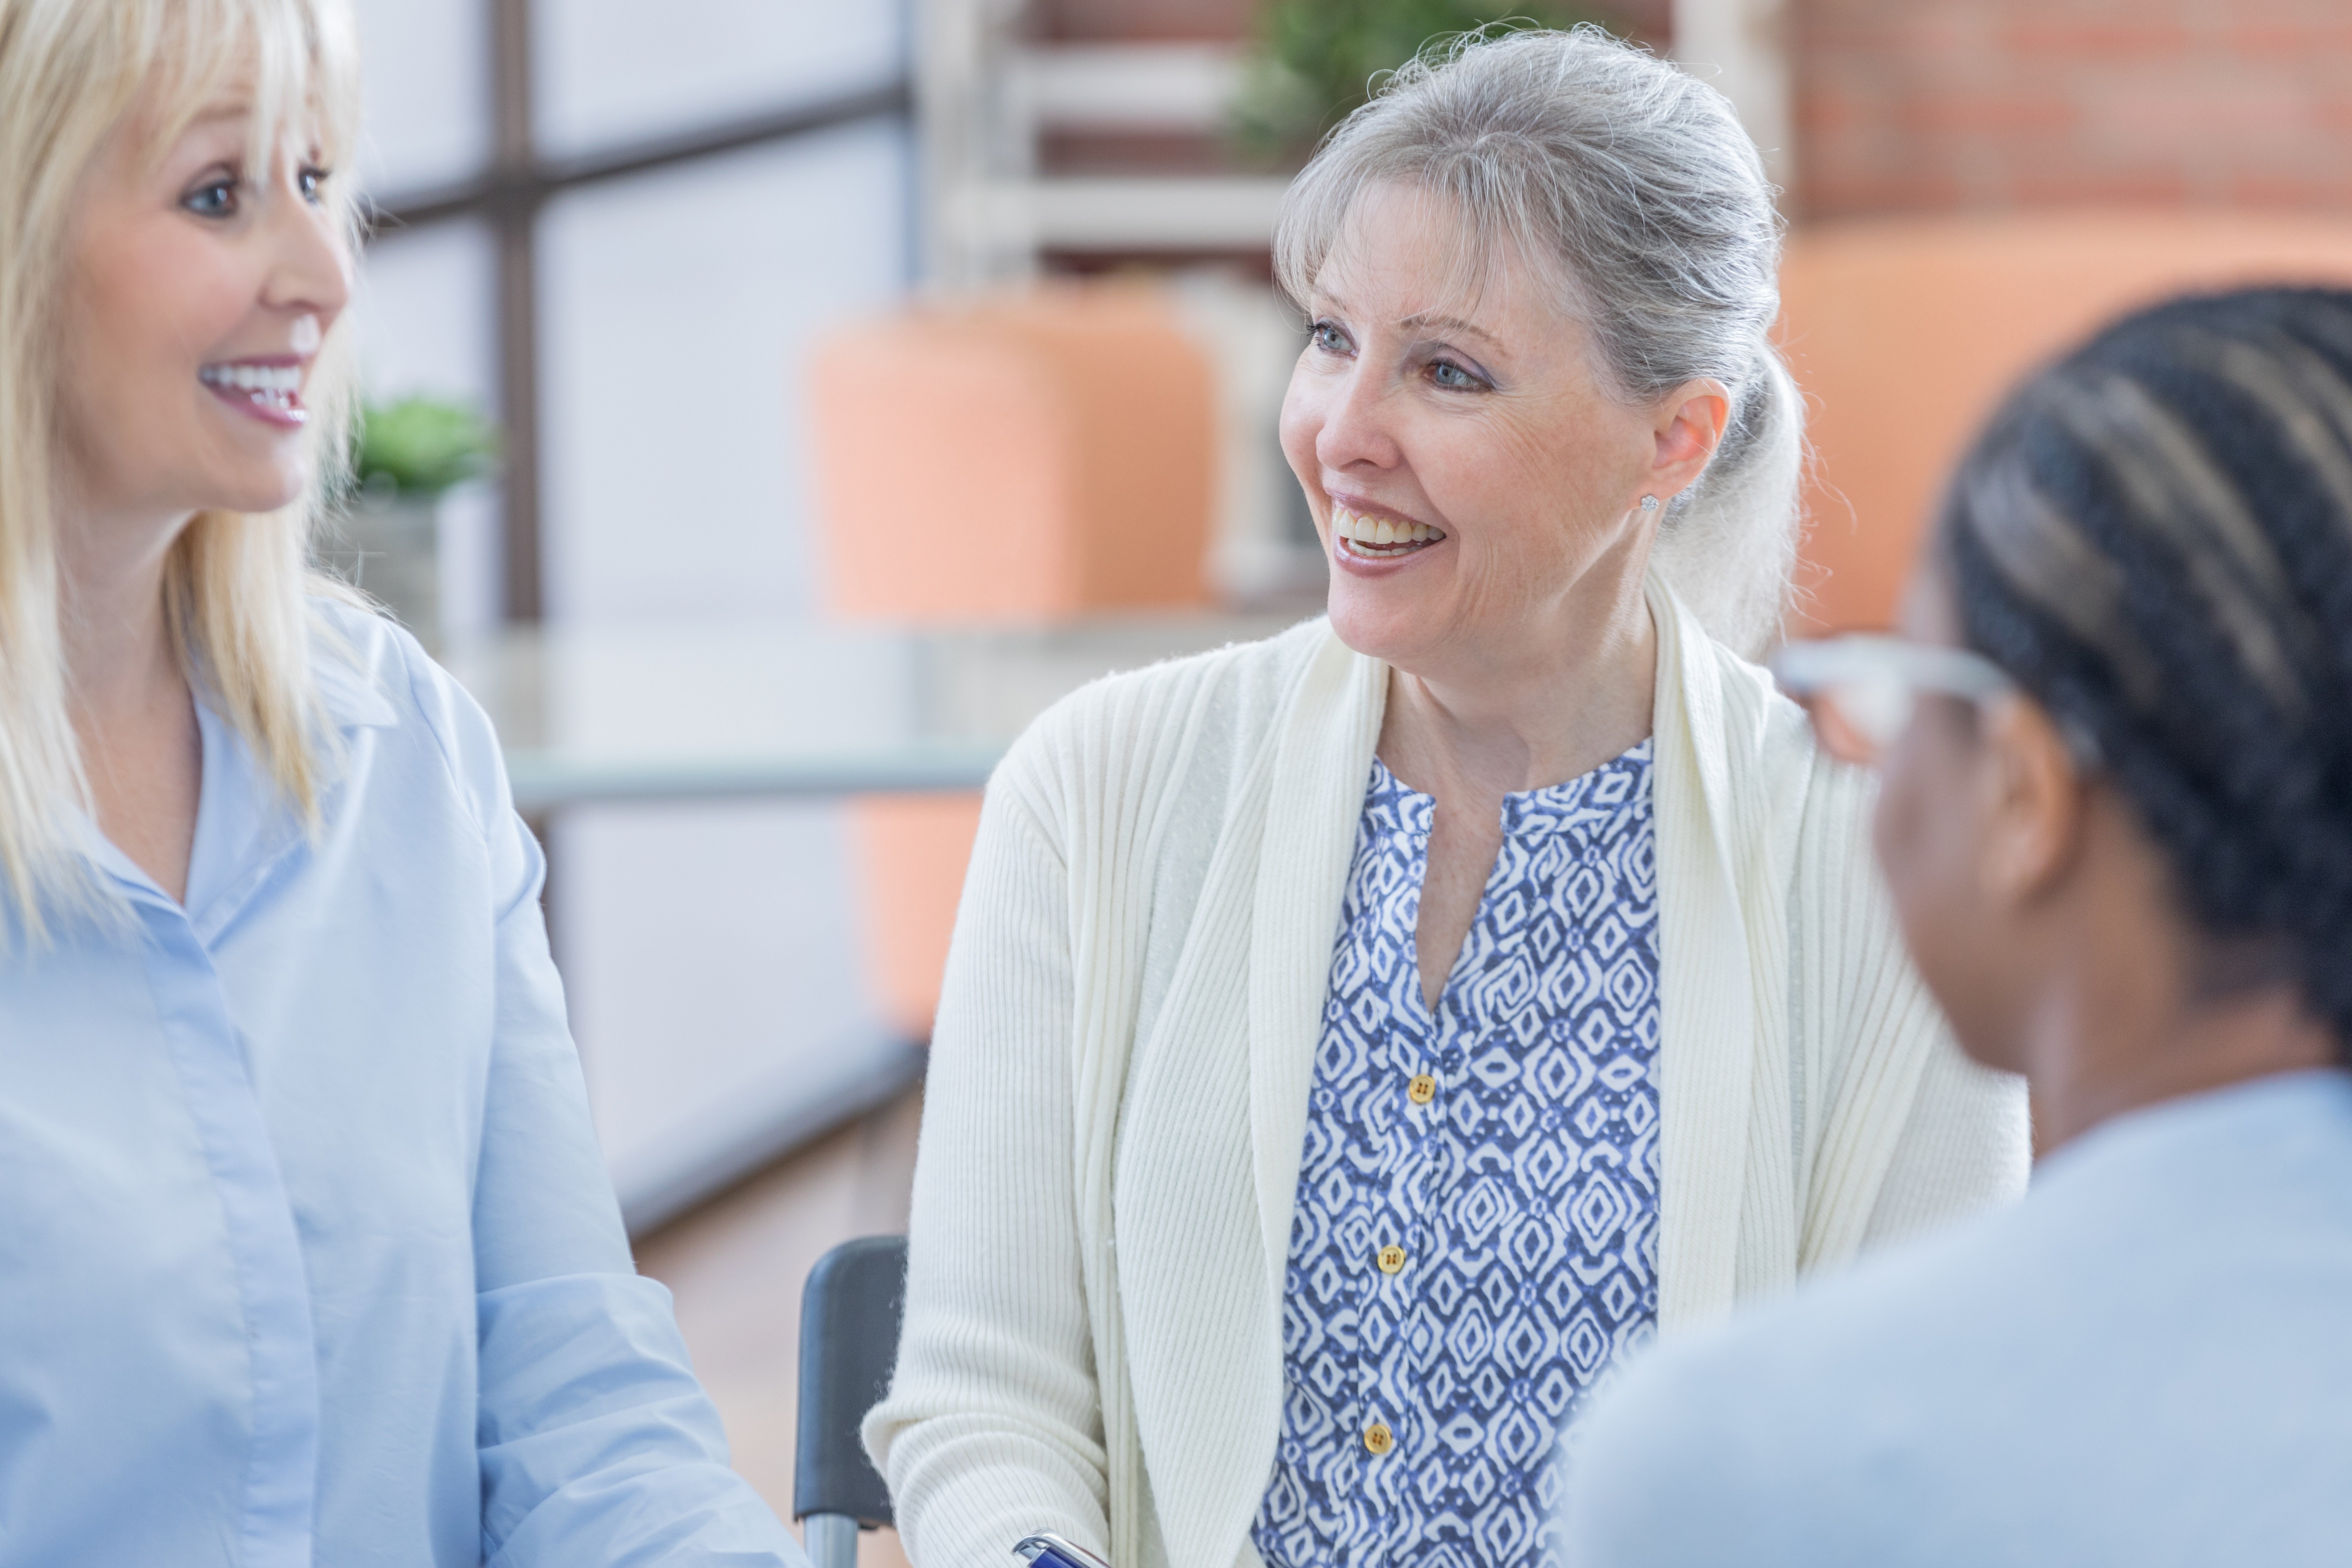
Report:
1769,634,2017,769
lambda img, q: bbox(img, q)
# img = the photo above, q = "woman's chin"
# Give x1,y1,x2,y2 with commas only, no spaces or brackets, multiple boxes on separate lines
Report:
194,460,312,518
1325,579,1449,666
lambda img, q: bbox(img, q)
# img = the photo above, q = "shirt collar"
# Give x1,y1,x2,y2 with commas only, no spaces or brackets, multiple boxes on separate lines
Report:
309,634,401,732
78,616,400,925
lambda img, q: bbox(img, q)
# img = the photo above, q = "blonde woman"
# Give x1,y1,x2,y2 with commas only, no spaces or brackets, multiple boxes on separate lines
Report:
867,29,2030,1568
0,3,804,1563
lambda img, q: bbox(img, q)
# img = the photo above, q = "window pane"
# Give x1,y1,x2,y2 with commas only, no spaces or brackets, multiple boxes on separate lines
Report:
358,221,498,404
537,118,912,623
353,0,492,196
554,798,908,1230
535,0,905,159
354,221,503,641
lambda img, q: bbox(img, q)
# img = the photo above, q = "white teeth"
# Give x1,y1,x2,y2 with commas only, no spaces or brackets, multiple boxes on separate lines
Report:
201,363,302,394
1331,504,1448,551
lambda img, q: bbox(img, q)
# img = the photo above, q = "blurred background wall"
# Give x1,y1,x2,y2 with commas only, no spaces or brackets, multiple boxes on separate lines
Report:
1797,0,2352,215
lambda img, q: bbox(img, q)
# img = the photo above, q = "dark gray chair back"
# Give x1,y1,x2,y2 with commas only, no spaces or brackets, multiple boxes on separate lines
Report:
795,1234,908,1568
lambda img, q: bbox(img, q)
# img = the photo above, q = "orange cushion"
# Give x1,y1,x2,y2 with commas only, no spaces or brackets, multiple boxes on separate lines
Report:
1782,210,2352,632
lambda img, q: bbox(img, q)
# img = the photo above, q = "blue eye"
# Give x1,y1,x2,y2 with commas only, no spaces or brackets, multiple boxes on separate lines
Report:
1431,359,1481,390
299,166,330,204
1313,321,1351,355
182,177,239,217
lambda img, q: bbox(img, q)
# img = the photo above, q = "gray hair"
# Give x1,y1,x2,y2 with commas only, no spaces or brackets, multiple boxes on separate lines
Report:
1273,26,1801,656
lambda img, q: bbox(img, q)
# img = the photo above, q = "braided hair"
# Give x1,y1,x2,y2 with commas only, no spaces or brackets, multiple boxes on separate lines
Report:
1940,286,2352,1063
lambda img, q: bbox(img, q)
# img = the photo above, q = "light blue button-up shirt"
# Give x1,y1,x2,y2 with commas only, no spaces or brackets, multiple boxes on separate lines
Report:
1563,1071,2352,1565
0,602,806,1567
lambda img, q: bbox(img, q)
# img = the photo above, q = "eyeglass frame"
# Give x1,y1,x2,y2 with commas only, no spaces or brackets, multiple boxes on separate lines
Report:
1770,634,2021,768
1771,634,2013,701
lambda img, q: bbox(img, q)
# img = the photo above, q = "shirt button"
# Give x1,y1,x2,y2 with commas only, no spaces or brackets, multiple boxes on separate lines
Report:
1407,1073,1437,1105
1376,1244,1406,1274
1363,1422,1395,1456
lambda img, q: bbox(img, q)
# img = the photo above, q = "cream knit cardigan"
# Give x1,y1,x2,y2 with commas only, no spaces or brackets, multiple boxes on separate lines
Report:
866,575,2030,1568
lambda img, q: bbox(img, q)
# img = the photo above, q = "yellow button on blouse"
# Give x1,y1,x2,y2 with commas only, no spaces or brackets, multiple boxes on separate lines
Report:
1407,1073,1437,1105
1362,1422,1395,1456
1376,1244,1406,1274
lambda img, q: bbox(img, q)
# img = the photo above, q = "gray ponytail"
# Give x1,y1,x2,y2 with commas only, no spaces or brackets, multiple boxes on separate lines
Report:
1273,25,1801,656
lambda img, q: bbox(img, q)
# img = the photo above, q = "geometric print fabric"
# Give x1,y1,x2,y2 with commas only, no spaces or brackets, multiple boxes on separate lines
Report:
1253,742,1663,1568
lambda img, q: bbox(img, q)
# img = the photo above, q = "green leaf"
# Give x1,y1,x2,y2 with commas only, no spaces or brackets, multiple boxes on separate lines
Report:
1231,2,1614,161
352,397,500,498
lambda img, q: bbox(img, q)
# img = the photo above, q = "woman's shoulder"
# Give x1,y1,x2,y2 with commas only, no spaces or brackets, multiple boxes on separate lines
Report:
305,596,509,833
997,615,1342,800
1673,617,1846,826
1658,605,1893,944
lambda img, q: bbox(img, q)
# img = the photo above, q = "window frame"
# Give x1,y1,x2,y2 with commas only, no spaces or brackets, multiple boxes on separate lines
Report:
366,0,914,623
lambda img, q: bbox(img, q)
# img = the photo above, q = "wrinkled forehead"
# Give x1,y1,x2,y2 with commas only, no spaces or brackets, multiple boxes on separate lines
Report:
1308,178,1577,331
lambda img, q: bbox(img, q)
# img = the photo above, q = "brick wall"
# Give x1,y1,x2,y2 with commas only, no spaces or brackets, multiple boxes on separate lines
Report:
1035,0,1668,45
1797,0,2352,218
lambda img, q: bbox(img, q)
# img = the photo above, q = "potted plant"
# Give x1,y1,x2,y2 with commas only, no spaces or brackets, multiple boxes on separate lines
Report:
332,396,499,651
1231,1,1616,161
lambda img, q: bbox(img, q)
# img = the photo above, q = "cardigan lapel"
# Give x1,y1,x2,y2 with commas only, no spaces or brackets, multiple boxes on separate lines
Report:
1645,573,1766,1331
1247,627,1387,1287
1109,622,1382,1568
1120,596,1784,1564
1233,594,1774,1327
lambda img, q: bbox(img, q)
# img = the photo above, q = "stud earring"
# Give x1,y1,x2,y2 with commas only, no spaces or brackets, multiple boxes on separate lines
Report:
1639,495,1660,512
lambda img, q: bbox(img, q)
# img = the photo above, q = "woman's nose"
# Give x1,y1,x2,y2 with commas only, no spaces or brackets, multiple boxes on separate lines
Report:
1314,363,1402,474
262,176,353,325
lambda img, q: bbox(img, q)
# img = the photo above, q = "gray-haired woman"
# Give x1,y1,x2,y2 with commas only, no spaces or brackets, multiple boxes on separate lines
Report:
865,28,2027,1568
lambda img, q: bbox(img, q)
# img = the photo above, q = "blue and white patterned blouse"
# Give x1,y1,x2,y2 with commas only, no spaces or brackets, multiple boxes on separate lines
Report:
1254,741,1663,1568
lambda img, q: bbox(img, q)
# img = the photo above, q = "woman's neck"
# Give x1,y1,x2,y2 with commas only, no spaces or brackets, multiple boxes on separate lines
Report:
2026,985,2340,1153
60,505,190,719
2018,799,2342,1152
1377,564,1657,803
58,501,204,903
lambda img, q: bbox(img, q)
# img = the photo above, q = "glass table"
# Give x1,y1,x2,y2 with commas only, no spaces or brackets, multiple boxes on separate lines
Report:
448,610,1304,810
443,609,1309,1230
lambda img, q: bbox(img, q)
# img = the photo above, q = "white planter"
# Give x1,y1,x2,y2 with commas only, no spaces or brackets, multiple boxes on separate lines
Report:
330,491,441,651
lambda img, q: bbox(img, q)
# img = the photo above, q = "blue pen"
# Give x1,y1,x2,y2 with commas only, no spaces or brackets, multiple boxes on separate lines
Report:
1012,1532,1114,1568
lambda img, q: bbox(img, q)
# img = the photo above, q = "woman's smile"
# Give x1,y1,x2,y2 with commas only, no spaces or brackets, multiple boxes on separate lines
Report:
197,351,311,428
1328,498,1448,567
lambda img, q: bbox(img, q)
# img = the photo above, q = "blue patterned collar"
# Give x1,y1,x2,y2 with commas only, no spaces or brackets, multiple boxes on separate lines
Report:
1363,736,1655,840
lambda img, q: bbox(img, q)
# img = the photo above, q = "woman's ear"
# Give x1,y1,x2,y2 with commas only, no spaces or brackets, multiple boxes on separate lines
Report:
1648,378,1730,501
1977,694,2091,906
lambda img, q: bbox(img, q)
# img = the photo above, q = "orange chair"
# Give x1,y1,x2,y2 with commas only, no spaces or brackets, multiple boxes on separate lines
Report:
1782,210,2352,633
811,284,1218,1038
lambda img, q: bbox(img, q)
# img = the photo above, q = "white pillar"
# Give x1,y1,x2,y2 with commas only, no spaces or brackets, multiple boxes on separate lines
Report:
1671,0,1797,200
915,0,1035,290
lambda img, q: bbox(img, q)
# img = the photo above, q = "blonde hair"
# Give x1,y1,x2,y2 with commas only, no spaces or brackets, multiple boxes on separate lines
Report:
1274,27,1802,657
0,0,362,930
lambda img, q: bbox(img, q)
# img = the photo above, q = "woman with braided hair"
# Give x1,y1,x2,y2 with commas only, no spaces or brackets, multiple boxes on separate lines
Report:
1562,284,2352,1565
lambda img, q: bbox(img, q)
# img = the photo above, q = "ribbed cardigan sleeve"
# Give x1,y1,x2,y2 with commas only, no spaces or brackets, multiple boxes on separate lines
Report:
1863,1024,2031,1244
1793,754,2031,1261
861,730,1114,1568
